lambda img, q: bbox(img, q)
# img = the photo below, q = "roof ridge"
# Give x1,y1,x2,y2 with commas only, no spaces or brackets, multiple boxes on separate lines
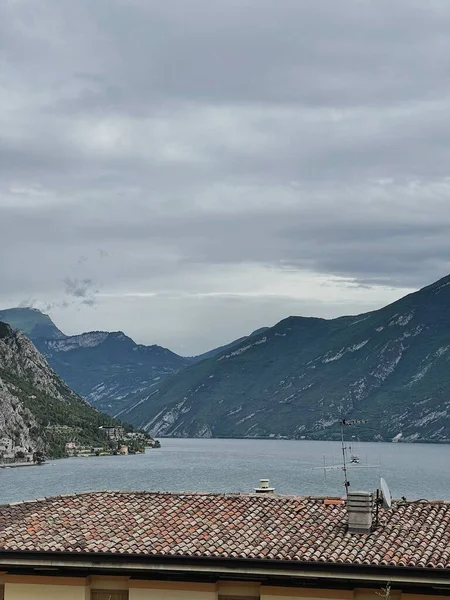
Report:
0,489,320,508
0,490,287,505
1,489,449,509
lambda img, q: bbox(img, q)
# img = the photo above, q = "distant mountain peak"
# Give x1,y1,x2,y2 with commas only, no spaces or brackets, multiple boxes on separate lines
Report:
0,307,65,340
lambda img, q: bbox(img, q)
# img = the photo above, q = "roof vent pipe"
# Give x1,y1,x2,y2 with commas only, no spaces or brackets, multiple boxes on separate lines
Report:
347,491,373,534
254,478,275,494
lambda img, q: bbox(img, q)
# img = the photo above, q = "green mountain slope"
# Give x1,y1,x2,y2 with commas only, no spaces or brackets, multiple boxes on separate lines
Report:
121,274,450,442
191,327,270,363
0,322,131,457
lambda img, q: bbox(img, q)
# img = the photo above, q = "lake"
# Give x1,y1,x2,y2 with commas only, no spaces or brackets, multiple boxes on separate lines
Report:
1,438,449,504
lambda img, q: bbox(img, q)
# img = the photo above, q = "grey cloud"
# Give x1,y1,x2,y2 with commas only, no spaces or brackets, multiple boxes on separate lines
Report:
44,300,70,311
62,277,98,307
2,182,449,293
63,277,94,298
9,0,445,110
13,279,100,313
17,297,68,313
1,0,450,351
80,298,96,308
18,298,39,309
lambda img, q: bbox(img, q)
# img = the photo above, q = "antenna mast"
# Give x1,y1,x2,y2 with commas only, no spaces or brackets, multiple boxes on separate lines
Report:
340,420,349,496
340,419,367,496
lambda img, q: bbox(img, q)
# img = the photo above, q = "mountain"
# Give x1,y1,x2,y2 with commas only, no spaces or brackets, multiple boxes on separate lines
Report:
37,331,192,415
120,274,450,443
0,308,65,340
0,322,125,457
0,309,191,415
0,308,268,416
191,327,270,362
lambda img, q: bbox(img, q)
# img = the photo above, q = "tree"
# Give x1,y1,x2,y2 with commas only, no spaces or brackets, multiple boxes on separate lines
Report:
33,450,45,465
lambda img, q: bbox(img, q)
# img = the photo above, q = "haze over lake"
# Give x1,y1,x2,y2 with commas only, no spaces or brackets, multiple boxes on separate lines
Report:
1,438,449,504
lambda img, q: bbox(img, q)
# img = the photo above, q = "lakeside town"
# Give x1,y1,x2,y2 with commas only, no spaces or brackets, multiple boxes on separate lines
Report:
67,425,161,457
0,425,160,468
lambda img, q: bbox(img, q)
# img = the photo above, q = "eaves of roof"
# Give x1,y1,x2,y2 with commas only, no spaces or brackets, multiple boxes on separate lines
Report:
2,549,450,590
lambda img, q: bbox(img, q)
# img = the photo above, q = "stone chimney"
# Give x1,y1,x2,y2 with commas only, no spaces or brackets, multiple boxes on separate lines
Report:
347,491,373,534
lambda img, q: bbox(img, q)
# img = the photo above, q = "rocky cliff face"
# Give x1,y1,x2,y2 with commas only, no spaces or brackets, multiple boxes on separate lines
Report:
0,324,44,452
0,322,121,456
121,275,450,442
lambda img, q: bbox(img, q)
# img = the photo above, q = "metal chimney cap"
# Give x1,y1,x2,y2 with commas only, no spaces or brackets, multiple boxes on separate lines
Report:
254,478,275,493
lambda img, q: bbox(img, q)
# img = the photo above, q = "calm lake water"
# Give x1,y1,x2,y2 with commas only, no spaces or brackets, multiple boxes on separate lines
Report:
1,438,449,504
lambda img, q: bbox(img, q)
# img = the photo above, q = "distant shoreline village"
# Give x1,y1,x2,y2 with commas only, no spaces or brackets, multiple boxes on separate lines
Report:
0,426,160,469
65,425,160,458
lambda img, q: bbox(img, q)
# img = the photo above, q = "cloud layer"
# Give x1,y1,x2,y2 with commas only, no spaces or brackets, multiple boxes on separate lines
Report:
1,0,450,353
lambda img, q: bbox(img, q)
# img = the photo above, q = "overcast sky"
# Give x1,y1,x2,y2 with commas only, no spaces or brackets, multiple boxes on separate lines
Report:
1,0,450,355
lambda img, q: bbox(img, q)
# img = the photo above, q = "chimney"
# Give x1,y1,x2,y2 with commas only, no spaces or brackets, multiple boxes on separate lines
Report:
254,478,275,494
347,491,373,534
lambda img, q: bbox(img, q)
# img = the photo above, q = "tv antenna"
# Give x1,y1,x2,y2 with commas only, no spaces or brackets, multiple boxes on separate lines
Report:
374,477,393,528
340,419,367,496
314,419,378,497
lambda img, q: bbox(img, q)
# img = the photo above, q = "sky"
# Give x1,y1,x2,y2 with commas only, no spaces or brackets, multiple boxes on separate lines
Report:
1,0,450,355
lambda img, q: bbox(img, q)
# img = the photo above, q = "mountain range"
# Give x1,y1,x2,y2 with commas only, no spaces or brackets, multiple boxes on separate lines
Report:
119,275,450,443
3,274,450,443
0,322,126,457
0,308,261,415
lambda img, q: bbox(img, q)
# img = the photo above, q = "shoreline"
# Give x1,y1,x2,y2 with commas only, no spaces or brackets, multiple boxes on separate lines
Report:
155,435,450,444
0,462,43,469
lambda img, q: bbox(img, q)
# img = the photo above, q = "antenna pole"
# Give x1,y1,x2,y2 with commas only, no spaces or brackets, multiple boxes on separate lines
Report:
340,420,350,497
374,488,380,529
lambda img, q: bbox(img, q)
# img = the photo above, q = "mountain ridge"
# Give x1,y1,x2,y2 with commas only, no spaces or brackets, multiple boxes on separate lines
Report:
0,309,192,413
120,274,450,442
36,328,191,415
191,327,270,363
0,307,264,415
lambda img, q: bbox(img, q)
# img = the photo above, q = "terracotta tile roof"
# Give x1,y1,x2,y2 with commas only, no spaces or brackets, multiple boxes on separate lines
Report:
1,491,450,569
